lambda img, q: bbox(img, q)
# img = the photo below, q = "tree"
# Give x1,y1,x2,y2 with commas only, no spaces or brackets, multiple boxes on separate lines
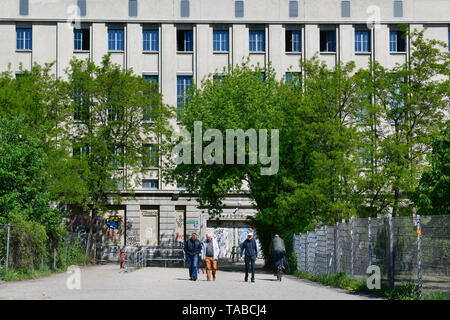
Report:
63,54,173,257
358,28,450,217
0,117,62,236
0,62,84,212
165,60,363,265
412,121,450,215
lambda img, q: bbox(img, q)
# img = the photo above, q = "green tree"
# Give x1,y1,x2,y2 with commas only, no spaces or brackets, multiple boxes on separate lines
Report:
412,121,450,215
358,28,450,217
63,55,173,256
0,117,62,236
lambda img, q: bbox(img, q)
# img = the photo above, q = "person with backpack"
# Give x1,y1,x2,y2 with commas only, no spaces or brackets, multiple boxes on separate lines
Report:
184,233,202,281
271,234,286,276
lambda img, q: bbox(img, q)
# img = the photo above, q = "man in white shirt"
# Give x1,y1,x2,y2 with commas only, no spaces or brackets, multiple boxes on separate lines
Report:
201,234,220,281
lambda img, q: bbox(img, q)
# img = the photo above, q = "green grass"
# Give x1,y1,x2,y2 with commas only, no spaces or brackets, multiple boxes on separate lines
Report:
293,270,447,300
0,266,54,281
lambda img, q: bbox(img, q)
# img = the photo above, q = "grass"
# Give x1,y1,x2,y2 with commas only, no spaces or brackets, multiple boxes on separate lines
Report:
293,270,448,300
0,266,54,281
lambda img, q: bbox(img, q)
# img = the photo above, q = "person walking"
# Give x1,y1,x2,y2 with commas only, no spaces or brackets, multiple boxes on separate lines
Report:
240,232,258,283
184,233,202,281
201,234,220,281
271,234,286,276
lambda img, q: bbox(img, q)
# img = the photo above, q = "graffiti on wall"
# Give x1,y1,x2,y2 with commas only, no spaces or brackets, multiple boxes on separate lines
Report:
211,228,229,258
238,228,263,258
206,223,263,259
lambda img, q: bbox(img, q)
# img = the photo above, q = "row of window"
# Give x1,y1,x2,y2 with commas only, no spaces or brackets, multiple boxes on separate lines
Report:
18,0,406,19
72,72,299,122
16,26,422,53
73,144,159,168
73,143,160,190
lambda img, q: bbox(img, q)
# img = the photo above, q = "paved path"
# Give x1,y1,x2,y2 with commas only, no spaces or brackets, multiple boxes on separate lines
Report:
0,263,378,300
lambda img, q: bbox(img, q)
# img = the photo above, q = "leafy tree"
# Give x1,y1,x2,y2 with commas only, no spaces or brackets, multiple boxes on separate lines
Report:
412,121,450,215
166,60,363,265
358,28,450,217
0,63,84,210
0,117,62,237
63,55,173,256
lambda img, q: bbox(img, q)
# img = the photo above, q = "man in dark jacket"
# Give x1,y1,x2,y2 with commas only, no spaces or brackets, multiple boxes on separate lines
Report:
184,233,202,281
240,232,258,282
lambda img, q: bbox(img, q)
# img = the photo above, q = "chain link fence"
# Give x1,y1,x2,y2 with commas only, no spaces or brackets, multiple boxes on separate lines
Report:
293,215,450,298
1,224,90,274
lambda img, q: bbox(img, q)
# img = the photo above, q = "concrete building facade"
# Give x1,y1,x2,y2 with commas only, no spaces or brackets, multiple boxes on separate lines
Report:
0,0,449,258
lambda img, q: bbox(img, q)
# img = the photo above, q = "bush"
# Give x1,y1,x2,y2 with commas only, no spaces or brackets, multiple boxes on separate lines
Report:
8,215,47,272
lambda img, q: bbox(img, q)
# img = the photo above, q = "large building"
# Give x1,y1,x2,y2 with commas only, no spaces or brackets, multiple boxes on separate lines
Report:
0,0,449,259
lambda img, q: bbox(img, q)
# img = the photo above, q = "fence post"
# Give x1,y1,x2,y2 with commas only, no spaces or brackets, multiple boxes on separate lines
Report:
368,217,372,267
84,233,91,266
416,215,423,300
53,247,57,270
5,224,10,272
325,226,329,275
350,217,354,278
335,222,339,273
306,232,309,273
65,238,68,263
388,214,394,289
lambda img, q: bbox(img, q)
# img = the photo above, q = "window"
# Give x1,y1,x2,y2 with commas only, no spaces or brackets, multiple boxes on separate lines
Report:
448,29,449,51
129,0,138,17
286,30,301,52
108,29,124,51
213,74,225,82
143,75,159,121
143,29,159,52
108,105,123,122
77,0,86,17
180,0,190,18
177,29,193,52
355,30,370,52
235,0,244,18
73,84,90,121
110,146,124,168
16,28,32,50
74,28,90,51
144,74,159,84
320,30,336,52
73,145,89,159
19,0,29,16
177,76,192,118
142,144,159,168
393,0,403,18
390,76,406,112
389,30,406,52
213,30,229,52
286,72,302,87
341,0,351,18
249,29,265,52
142,179,159,190
289,0,298,18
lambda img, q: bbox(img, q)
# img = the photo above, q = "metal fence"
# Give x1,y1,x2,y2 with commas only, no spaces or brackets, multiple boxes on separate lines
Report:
0,224,90,273
293,215,450,298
